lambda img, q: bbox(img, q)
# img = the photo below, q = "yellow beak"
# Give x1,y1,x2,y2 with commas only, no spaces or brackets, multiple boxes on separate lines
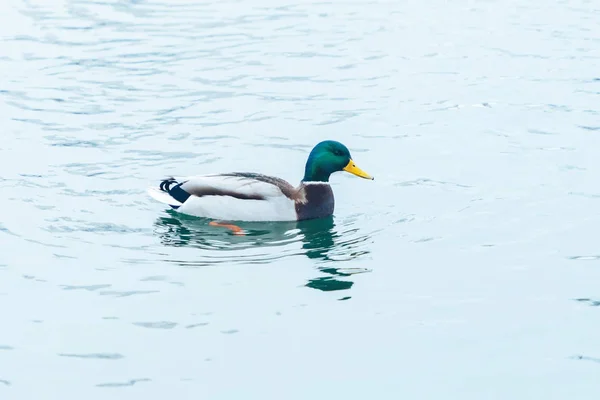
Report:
343,159,374,180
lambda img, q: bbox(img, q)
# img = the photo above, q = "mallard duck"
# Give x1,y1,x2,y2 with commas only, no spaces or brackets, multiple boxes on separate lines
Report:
147,140,373,222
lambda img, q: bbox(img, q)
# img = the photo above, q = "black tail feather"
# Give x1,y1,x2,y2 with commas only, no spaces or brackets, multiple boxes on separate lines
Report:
159,178,178,192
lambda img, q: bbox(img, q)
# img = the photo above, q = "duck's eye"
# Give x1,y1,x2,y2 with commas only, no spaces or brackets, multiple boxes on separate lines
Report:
333,150,343,156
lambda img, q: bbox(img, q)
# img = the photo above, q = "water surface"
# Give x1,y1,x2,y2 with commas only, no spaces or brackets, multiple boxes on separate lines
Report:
1,0,600,398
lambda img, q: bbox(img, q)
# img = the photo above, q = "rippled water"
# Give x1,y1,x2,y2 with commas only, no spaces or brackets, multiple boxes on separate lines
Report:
1,0,600,398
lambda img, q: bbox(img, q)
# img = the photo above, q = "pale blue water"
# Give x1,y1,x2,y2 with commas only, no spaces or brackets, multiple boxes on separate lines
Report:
1,0,600,398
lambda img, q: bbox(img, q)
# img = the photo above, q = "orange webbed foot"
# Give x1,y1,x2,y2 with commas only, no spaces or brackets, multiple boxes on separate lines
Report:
208,221,245,236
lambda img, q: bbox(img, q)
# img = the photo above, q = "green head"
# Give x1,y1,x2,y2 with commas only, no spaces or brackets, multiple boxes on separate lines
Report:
302,140,374,182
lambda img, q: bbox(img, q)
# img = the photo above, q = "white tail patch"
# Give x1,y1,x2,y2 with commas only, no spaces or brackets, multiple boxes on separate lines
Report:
147,187,182,206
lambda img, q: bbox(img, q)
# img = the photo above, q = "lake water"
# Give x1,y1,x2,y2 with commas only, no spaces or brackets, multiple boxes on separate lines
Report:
1,0,600,398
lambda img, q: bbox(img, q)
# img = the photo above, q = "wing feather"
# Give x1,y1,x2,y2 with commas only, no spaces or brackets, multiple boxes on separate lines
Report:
178,173,296,200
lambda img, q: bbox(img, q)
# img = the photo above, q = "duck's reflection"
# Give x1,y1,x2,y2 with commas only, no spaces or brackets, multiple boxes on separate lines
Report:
153,211,372,293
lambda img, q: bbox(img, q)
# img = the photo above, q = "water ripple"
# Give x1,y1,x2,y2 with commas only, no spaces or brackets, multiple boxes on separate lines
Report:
58,353,124,360
568,255,600,261
133,321,178,329
96,378,151,388
574,298,600,307
61,284,111,292
99,290,160,298
186,323,209,329
571,355,600,364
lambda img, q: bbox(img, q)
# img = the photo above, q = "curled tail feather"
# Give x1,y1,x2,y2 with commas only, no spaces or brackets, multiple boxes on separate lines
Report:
159,177,178,192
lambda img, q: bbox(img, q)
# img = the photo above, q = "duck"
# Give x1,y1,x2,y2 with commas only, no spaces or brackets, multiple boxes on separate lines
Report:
147,140,373,222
